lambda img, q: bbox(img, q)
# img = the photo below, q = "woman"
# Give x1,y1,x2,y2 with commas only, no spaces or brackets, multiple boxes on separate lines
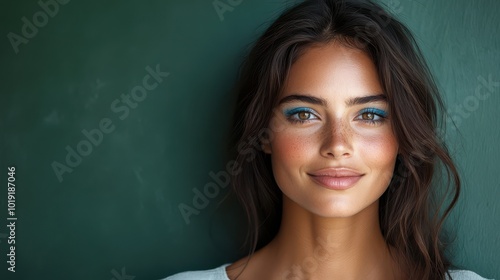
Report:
166,0,490,279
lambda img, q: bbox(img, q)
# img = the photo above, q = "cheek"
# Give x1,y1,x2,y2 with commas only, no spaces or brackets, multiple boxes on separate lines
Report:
271,131,313,165
356,130,398,179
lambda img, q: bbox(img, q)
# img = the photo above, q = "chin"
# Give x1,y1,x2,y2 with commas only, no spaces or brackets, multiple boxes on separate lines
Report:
294,194,380,219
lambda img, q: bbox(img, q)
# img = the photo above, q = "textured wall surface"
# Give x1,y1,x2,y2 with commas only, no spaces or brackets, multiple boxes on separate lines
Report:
0,0,498,279
394,0,500,278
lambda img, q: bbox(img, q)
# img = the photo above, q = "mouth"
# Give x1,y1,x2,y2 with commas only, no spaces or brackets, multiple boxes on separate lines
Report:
307,168,364,190
308,175,363,190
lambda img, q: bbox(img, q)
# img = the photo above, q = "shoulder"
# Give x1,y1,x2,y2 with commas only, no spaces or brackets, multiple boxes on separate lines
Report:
447,270,493,280
162,264,231,280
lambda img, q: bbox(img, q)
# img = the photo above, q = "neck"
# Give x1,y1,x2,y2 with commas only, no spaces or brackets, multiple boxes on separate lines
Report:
262,196,399,279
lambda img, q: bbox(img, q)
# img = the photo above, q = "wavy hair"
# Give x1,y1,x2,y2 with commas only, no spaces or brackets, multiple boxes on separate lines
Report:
228,0,461,279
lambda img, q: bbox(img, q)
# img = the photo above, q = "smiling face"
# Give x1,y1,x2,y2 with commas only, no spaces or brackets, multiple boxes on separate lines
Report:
262,42,399,218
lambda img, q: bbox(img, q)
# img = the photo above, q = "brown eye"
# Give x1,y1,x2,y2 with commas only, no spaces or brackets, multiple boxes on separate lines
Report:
361,112,375,120
355,109,386,125
298,112,310,120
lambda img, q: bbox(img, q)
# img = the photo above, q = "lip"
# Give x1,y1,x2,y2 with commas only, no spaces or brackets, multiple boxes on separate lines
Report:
308,168,364,190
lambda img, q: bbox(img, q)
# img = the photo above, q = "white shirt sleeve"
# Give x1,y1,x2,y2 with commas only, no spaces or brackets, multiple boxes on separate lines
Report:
448,270,494,280
163,265,493,280
162,264,231,280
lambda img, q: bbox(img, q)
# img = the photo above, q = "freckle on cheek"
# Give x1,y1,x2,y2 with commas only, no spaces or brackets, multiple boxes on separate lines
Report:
277,135,308,161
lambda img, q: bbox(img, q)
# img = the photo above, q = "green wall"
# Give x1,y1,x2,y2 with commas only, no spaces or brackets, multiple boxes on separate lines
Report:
0,0,498,279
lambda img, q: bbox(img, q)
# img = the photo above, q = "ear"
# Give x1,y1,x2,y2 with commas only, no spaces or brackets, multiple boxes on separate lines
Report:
261,141,272,154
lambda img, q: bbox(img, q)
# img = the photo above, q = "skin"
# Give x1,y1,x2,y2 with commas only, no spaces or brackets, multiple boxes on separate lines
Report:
227,41,401,280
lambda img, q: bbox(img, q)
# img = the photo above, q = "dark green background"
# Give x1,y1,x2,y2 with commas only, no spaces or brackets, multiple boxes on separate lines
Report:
0,0,498,279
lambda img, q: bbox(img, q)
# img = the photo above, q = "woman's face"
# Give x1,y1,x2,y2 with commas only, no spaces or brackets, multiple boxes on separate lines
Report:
262,42,399,218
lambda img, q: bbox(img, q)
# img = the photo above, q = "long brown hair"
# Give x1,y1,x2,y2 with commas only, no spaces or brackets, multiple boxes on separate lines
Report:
228,0,461,279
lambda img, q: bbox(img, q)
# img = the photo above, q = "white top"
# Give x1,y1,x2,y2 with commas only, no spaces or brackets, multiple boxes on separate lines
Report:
163,263,492,280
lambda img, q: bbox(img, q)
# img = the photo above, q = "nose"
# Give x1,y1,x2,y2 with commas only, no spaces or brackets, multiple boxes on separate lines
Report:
320,118,353,158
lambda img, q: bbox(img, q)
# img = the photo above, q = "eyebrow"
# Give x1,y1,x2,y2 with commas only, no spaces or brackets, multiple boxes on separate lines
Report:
278,94,387,107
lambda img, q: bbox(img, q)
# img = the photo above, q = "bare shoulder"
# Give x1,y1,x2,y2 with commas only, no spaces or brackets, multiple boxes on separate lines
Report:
448,270,494,280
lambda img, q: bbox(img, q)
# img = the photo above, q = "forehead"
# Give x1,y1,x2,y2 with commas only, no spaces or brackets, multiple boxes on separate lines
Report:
281,42,383,101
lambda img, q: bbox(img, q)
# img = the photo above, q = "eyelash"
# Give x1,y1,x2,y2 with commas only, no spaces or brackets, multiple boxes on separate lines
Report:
284,107,319,124
284,107,388,125
355,108,388,125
